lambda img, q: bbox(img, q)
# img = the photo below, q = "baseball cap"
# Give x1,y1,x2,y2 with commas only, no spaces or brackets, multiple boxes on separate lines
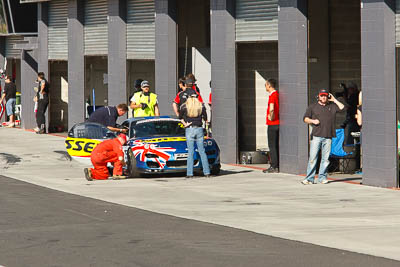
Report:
185,78,195,86
118,133,128,144
141,80,150,88
319,89,329,96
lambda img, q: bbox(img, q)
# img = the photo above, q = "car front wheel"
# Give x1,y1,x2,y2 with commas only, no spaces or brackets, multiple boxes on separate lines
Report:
128,149,141,178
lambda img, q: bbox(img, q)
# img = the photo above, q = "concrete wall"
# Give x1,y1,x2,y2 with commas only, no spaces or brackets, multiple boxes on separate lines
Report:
210,0,237,163
49,61,68,131
155,0,177,117
237,42,278,151
278,0,309,174
85,57,108,107
361,0,397,187
20,50,38,129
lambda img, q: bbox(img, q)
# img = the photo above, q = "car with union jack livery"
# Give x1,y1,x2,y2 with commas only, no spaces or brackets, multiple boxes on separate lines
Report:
65,116,221,177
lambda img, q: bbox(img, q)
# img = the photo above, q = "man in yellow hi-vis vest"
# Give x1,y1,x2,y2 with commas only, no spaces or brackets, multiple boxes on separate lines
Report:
130,80,160,117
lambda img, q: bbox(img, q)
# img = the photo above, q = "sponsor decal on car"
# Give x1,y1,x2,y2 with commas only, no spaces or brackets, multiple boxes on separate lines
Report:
135,137,187,143
131,141,176,169
65,138,102,157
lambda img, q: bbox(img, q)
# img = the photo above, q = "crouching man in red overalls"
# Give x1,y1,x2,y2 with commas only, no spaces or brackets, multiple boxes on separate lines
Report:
84,134,128,181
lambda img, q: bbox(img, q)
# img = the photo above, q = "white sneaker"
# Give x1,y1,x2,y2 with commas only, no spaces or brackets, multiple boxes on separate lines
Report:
33,127,40,132
321,180,329,184
301,179,313,185
5,123,15,128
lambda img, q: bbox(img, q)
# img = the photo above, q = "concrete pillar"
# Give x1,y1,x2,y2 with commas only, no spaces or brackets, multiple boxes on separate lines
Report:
210,0,237,163
67,0,85,129
361,0,397,187
38,2,49,131
38,2,48,76
278,0,309,174
20,49,38,130
108,0,127,112
155,0,177,116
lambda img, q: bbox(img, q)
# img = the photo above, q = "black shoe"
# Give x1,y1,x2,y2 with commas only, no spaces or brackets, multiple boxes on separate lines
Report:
205,174,213,178
84,168,93,181
263,167,279,173
185,176,194,179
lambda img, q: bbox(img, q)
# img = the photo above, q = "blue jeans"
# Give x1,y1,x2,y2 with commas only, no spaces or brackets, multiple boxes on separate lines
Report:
185,127,210,176
305,136,332,183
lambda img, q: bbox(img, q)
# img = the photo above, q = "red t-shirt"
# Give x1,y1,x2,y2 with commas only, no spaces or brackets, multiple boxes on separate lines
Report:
266,91,279,125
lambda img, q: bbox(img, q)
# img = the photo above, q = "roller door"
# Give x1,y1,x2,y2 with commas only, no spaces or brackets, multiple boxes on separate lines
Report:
126,0,155,59
5,36,23,58
48,0,68,60
235,0,278,42
84,0,108,55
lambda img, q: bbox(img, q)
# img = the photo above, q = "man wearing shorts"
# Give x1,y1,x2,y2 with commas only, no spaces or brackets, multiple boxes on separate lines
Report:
0,76,17,128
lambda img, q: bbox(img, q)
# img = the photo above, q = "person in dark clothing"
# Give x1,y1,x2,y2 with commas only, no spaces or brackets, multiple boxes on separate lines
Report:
34,72,50,134
341,82,360,144
186,73,201,94
302,89,345,185
0,76,17,127
178,77,185,93
88,103,128,133
129,79,144,117
173,78,203,116
179,80,210,178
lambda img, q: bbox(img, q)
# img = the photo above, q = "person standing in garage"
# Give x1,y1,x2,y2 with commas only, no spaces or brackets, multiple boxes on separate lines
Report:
263,79,280,173
84,134,128,181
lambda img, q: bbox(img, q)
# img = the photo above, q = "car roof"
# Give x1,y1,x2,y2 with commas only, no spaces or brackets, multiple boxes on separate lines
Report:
122,115,178,124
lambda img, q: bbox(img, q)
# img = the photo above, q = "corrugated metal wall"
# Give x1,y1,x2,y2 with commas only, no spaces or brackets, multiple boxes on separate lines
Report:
48,0,68,60
84,0,108,55
5,36,23,58
235,0,278,42
126,0,155,59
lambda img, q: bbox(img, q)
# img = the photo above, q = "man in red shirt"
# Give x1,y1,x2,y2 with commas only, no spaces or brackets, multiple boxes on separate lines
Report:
84,134,128,181
263,79,280,173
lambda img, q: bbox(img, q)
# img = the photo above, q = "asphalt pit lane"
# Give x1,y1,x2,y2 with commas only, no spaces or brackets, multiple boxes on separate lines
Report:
128,239,143,244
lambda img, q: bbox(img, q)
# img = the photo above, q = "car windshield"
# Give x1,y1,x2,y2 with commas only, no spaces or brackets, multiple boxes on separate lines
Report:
131,119,186,138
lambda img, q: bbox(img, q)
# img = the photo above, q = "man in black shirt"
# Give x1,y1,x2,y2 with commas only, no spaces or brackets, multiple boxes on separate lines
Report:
302,89,344,185
88,103,128,133
0,76,17,127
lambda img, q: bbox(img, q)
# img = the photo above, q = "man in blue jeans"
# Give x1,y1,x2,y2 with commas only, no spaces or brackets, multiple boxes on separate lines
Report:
302,89,344,185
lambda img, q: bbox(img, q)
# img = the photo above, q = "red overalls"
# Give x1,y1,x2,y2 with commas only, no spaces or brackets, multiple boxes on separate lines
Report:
90,138,124,180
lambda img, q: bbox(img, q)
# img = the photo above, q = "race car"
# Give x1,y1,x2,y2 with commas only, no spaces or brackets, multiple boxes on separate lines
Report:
65,116,221,177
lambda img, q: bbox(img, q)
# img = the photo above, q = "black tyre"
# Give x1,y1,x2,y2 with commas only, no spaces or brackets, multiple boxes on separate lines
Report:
128,149,141,178
211,164,221,175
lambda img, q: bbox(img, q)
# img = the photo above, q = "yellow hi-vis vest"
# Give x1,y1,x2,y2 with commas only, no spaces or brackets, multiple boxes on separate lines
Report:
133,91,158,117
